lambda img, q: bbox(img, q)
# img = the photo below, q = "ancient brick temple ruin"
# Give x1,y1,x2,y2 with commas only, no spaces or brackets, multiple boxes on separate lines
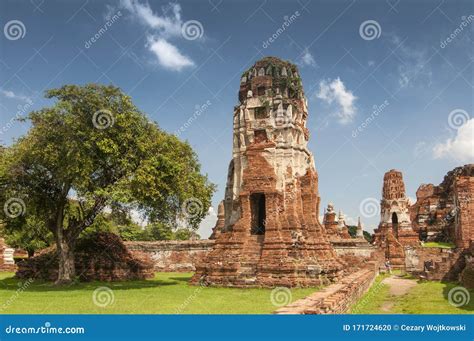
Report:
322,203,352,240
192,57,345,287
410,164,474,247
374,169,418,247
373,169,418,269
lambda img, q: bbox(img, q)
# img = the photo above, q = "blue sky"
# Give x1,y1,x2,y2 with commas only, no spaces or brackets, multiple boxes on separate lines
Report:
0,0,473,237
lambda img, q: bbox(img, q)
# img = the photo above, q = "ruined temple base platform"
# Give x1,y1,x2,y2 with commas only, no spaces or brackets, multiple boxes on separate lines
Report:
191,232,347,288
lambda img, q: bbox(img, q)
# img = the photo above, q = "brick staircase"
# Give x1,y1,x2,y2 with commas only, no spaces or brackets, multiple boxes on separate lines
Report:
235,235,265,285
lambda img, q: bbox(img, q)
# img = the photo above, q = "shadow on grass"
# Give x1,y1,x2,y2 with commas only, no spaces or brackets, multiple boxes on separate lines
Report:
169,276,193,282
441,282,474,312
0,275,184,293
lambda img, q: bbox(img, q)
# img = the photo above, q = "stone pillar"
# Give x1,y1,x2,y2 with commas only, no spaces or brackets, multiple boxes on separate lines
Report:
356,217,364,238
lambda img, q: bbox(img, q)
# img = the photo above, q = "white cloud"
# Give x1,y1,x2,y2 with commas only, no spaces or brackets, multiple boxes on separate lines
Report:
147,37,194,71
121,0,182,37
119,0,195,71
433,119,474,162
298,48,316,67
0,89,31,102
197,206,217,239
316,77,357,124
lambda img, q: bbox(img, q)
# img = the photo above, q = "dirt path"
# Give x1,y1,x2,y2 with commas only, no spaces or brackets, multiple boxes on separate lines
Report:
380,275,418,312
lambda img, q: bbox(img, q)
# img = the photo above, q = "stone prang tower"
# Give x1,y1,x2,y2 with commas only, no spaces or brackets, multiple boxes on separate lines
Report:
374,169,418,246
192,57,345,287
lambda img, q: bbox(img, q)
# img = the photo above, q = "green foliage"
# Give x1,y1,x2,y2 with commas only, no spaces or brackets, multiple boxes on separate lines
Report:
173,228,200,240
0,215,53,257
83,208,199,241
346,225,373,243
363,231,373,243
144,222,173,240
116,224,146,241
0,84,215,280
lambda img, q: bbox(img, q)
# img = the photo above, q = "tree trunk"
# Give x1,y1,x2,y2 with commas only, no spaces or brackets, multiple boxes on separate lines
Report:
56,238,75,285
54,201,75,285
27,249,34,258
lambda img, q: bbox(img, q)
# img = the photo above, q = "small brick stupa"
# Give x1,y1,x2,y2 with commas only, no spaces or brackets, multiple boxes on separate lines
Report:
192,57,345,287
374,169,418,246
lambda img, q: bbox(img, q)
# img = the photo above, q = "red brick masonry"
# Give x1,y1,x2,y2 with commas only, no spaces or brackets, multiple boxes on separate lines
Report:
274,262,379,314
125,240,214,272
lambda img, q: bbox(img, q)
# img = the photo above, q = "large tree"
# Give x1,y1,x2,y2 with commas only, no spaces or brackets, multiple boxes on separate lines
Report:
0,84,214,284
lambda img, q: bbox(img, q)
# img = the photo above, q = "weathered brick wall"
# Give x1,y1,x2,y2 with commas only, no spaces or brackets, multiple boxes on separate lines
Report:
274,262,379,314
410,165,473,245
127,238,377,275
460,245,474,288
454,176,474,249
404,246,465,281
332,240,376,258
125,240,215,272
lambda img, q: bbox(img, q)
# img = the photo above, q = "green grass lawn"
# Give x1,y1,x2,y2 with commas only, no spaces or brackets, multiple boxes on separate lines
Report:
351,275,474,314
0,272,317,314
421,241,456,249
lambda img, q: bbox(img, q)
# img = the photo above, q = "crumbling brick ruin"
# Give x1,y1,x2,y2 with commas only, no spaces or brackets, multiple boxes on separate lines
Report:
322,204,351,240
274,262,380,314
125,239,213,272
372,169,418,270
192,57,346,287
374,169,419,247
374,164,474,281
209,200,225,240
16,232,154,282
410,164,474,247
